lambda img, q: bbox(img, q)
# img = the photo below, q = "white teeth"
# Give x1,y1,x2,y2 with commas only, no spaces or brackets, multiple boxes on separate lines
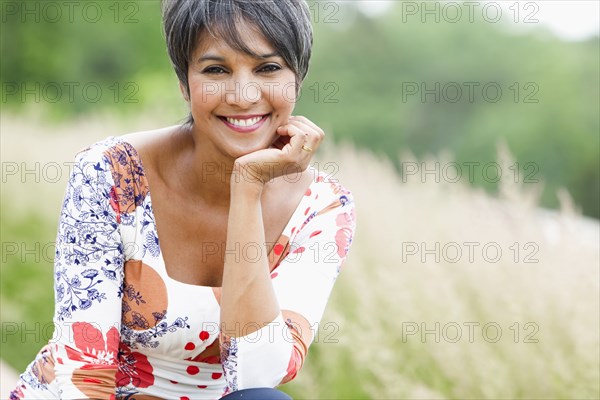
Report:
226,116,263,127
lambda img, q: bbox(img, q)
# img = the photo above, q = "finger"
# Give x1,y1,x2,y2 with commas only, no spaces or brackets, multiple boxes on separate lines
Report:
276,123,305,145
287,120,322,153
275,122,305,151
289,116,325,139
287,118,323,143
270,133,290,150
276,122,304,136
276,124,308,157
288,124,308,152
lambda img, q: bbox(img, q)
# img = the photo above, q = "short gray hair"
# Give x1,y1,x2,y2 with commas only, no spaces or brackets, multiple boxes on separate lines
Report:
161,0,313,99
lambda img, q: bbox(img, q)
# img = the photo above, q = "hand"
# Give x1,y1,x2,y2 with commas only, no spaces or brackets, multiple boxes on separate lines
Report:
232,115,325,188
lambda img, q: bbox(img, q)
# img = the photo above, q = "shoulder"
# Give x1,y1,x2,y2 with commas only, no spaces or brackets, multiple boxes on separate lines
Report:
292,166,356,241
284,167,356,264
74,136,142,172
73,125,184,171
306,166,355,214
73,135,149,214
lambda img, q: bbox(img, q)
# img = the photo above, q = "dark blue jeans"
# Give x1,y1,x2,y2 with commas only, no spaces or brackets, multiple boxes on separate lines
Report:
220,388,292,399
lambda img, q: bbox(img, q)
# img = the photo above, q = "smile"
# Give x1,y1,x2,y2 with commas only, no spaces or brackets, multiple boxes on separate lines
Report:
219,114,270,133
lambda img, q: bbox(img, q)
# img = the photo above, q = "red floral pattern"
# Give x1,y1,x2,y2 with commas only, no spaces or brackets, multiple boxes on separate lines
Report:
65,322,119,365
335,208,356,259
116,342,155,388
64,322,120,398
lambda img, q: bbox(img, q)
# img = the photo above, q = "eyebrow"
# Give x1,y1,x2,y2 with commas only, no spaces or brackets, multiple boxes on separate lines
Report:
197,52,280,62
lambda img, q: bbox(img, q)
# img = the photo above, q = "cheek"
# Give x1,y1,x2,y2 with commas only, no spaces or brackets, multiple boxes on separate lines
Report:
188,84,221,111
189,81,209,101
269,82,297,110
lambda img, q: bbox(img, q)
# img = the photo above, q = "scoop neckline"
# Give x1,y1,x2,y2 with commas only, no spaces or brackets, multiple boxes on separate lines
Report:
107,135,321,289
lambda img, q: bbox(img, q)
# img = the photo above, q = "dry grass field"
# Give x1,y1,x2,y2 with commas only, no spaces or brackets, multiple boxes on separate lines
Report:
1,114,598,399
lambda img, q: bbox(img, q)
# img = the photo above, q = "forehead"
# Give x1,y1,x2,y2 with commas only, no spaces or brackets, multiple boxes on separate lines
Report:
193,19,275,58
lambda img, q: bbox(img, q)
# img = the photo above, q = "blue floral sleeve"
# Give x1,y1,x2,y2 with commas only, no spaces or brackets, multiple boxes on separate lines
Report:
51,145,124,399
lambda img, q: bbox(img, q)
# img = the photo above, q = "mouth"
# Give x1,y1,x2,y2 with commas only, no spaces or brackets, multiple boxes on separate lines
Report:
218,114,270,133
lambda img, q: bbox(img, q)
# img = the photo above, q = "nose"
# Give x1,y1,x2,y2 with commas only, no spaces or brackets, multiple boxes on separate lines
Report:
224,73,262,108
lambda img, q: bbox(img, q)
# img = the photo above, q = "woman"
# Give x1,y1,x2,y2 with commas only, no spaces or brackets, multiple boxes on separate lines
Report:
11,1,356,399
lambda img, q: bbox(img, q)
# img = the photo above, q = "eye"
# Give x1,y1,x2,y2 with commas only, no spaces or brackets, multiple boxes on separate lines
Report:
258,64,282,73
203,66,228,74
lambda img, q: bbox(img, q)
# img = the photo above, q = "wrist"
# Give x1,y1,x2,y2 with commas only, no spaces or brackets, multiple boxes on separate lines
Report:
230,174,264,198
231,162,266,193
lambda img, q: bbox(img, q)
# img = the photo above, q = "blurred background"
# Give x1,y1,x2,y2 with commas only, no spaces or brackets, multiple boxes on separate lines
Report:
1,1,598,399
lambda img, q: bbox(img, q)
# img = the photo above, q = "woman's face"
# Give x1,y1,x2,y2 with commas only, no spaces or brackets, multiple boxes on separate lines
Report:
186,21,298,160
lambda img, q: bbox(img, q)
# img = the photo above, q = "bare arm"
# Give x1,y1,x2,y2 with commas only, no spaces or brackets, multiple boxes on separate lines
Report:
218,116,328,391
220,175,279,337
220,116,323,336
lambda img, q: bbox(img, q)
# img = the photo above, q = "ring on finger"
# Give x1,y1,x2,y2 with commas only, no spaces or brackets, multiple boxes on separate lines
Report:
301,144,313,153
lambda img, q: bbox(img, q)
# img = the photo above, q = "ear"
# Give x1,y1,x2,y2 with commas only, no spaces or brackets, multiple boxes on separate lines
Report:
179,81,190,102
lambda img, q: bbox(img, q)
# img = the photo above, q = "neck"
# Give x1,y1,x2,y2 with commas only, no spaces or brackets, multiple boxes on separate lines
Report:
169,124,238,208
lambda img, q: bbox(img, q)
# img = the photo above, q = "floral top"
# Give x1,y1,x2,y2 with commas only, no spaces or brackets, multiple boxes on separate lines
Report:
11,136,357,400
